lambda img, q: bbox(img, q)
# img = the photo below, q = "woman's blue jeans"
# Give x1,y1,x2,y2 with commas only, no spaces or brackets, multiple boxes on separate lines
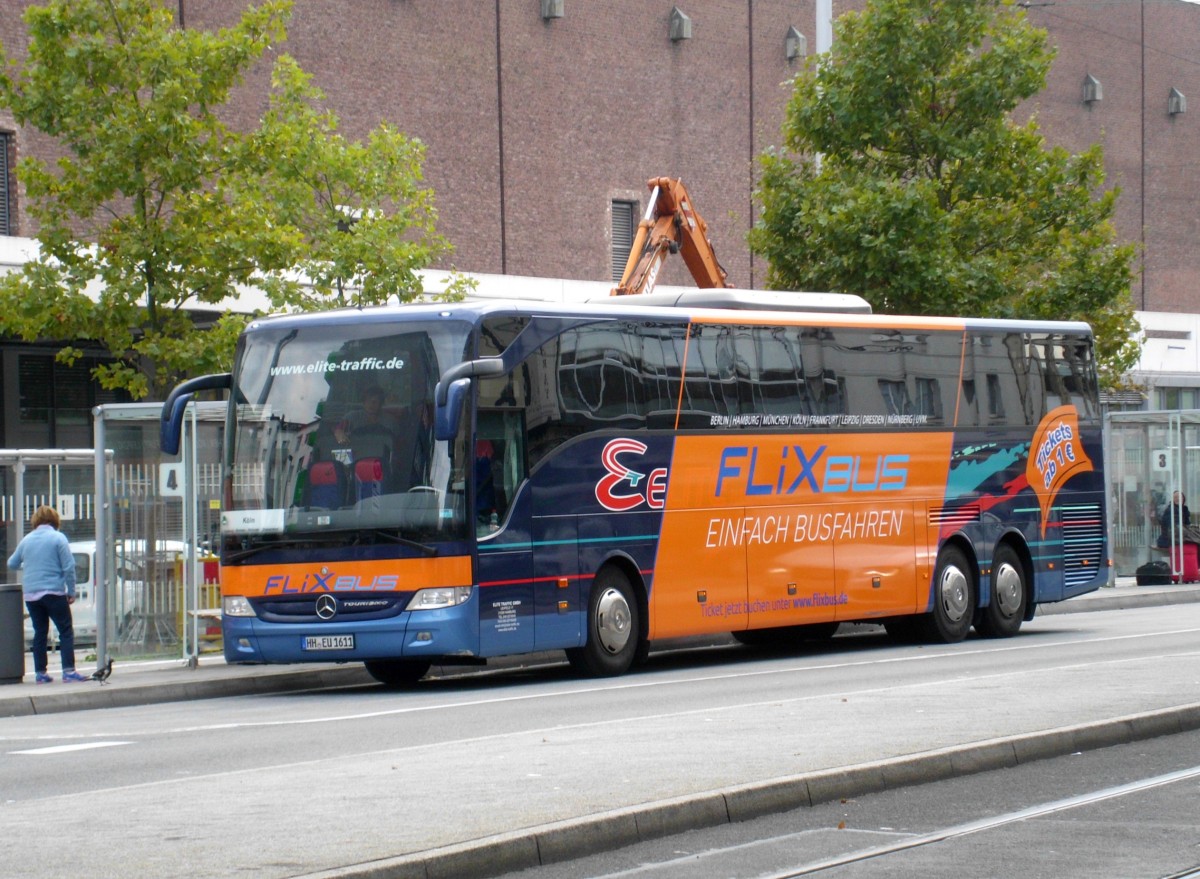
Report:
25,593,76,674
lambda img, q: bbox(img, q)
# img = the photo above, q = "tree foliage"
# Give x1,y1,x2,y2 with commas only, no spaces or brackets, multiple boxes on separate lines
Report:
749,0,1140,388
0,0,464,400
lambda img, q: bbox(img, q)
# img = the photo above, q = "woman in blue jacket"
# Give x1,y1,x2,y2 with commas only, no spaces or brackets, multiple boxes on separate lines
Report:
7,505,88,683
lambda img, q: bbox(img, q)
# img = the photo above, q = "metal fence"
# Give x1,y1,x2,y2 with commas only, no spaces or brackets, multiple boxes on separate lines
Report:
0,450,97,551
3,402,226,666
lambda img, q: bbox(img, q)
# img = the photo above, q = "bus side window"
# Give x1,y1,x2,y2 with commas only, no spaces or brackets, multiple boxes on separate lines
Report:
476,408,527,530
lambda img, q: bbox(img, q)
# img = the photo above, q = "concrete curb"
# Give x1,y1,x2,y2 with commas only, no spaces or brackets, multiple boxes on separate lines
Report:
296,702,1200,879
1039,586,1200,615
0,664,374,717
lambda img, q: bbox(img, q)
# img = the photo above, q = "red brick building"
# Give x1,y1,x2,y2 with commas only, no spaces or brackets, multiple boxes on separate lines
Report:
2,0,1195,301
0,0,1197,441
1019,0,1198,315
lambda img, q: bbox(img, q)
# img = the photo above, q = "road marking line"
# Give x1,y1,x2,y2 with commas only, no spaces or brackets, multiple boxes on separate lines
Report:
766,764,1200,877
11,741,132,755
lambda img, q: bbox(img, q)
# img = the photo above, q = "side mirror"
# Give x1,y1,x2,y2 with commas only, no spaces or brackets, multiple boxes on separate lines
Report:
160,373,232,455
434,378,470,441
433,358,506,443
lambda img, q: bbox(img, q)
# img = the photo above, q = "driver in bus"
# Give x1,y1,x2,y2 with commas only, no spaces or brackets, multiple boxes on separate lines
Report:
334,384,402,479
334,385,399,444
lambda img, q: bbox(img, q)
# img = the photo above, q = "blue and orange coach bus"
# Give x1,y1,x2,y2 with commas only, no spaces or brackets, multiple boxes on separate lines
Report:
161,292,1107,685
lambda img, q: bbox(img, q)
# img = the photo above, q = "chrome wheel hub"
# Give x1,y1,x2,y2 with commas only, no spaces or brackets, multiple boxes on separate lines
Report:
595,587,632,655
939,566,970,623
994,562,1023,617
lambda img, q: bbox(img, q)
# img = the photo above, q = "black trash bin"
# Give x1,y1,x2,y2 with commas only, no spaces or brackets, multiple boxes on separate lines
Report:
0,583,25,684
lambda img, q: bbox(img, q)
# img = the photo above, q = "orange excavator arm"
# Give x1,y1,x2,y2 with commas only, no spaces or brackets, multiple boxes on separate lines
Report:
611,176,731,296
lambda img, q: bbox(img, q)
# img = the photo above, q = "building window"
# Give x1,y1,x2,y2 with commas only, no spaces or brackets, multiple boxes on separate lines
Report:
915,377,944,421
16,352,132,446
1157,387,1200,411
986,373,1005,421
0,132,11,236
18,355,52,426
878,379,911,416
611,200,637,283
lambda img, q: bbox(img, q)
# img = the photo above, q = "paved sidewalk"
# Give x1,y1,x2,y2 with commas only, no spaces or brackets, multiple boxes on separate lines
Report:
2,575,1198,719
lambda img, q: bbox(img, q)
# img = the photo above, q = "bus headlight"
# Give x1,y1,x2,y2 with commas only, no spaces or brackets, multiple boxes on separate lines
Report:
223,595,256,617
407,586,473,611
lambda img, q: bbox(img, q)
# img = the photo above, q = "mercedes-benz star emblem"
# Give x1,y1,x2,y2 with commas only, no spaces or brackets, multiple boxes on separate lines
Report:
315,594,338,621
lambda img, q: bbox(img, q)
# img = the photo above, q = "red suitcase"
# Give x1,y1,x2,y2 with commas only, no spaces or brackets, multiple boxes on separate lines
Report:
1171,542,1199,583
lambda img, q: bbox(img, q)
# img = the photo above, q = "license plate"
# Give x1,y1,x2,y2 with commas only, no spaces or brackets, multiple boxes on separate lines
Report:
303,634,354,651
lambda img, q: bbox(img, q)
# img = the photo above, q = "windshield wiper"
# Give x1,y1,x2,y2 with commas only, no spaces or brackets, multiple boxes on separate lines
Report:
223,528,439,563
354,529,439,558
223,536,314,564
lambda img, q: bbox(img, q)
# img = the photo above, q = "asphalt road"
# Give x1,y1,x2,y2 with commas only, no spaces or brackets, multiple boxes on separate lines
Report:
497,728,1200,879
3,603,1200,879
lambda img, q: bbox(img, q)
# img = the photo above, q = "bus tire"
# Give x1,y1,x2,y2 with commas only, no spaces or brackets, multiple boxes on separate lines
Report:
921,545,976,643
364,659,432,688
567,566,640,677
975,543,1026,638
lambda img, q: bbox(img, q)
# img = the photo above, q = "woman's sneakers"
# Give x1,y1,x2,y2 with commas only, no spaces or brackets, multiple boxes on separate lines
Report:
33,670,89,683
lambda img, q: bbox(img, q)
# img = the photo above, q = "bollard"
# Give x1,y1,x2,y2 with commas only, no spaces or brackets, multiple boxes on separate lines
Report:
0,583,25,684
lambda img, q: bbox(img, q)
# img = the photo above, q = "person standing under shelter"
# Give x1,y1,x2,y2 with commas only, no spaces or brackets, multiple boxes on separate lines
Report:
7,505,89,683
1158,490,1200,546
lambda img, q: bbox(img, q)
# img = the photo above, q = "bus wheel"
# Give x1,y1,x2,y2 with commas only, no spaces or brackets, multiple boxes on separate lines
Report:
364,659,432,688
921,545,976,643
975,544,1026,638
568,567,640,677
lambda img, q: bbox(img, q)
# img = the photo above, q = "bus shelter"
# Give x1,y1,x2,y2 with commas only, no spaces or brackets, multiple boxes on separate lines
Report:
1106,410,1200,579
93,401,225,668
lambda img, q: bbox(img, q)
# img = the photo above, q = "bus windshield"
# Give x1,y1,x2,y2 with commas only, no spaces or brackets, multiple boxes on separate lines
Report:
224,318,473,546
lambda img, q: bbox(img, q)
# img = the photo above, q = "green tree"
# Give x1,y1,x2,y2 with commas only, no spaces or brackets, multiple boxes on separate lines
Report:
246,55,467,312
0,0,462,400
749,0,1140,388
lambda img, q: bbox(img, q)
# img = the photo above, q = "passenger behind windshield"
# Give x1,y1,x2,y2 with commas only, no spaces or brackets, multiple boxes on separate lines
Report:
475,439,497,533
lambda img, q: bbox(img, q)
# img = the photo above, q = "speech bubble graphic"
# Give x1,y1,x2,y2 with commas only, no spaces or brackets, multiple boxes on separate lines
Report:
1027,405,1094,538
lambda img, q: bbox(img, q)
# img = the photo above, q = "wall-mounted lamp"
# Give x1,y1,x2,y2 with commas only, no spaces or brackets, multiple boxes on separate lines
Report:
669,6,692,42
540,0,564,20
1082,73,1102,105
785,26,807,61
1169,87,1186,116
